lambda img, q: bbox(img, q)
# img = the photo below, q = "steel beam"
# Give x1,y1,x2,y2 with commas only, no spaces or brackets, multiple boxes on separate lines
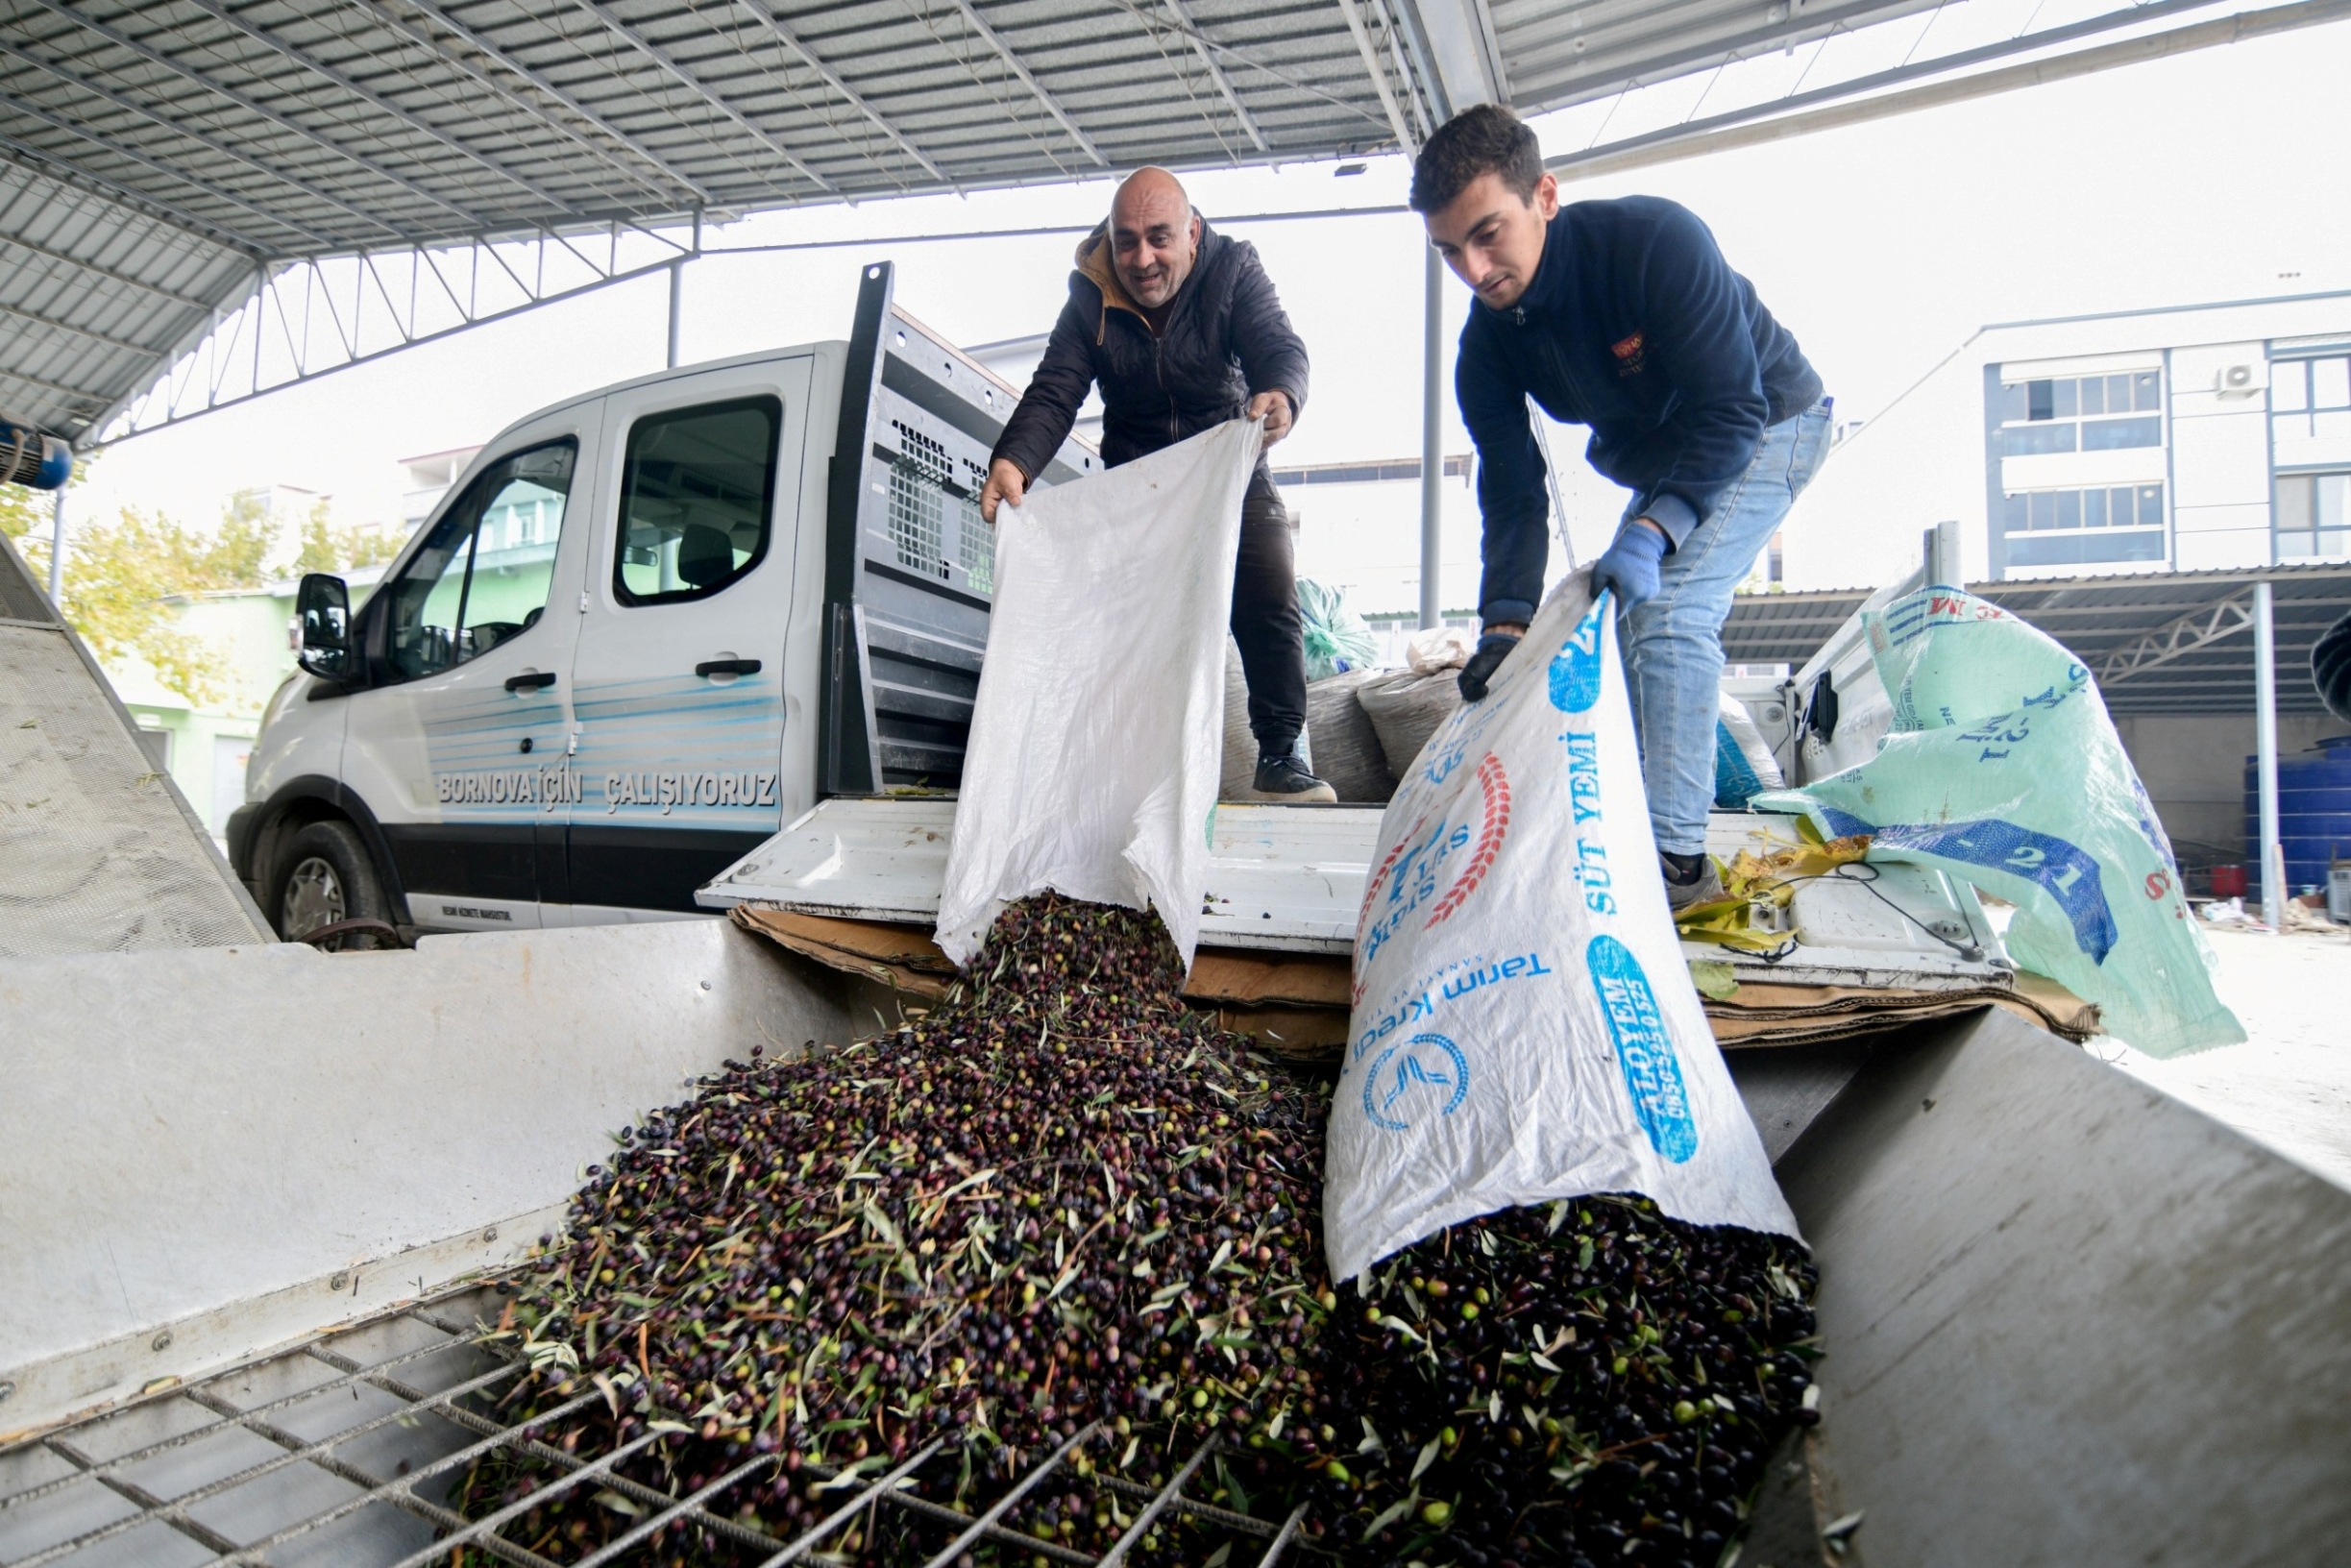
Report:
351,0,708,208
0,39,408,245
0,295,154,355
729,0,949,182
1391,0,1504,119
0,119,277,253
169,0,595,219
667,256,683,368
1090,0,1396,132
2255,578,2282,927
28,0,505,231
1548,0,2351,185
98,233,686,439
1161,0,1268,152
0,226,212,308
940,0,1108,166
1418,243,1441,630
565,0,839,196
2098,589,2255,685
46,484,65,600
1334,0,1417,153
0,87,343,245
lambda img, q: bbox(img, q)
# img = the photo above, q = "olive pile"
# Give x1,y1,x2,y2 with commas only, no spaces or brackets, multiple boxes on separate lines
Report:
1317,1201,1819,1568
457,894,1343,1564
455,894,1821,1568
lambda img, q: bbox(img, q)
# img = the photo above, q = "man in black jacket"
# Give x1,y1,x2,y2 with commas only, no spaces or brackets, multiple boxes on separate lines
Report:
1413,106,1831,907
982,167,1334,802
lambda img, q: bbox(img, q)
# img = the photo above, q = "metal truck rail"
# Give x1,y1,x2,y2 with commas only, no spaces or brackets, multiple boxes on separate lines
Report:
0,1283,1309,1568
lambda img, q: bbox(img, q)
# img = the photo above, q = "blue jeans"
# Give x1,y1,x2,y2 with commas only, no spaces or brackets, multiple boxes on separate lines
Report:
1623,400,1832,855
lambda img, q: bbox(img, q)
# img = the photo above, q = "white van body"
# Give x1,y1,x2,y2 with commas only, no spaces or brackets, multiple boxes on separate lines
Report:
229,264,1096,939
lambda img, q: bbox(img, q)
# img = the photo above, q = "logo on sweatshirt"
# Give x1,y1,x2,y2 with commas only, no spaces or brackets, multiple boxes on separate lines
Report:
1611,331,1647,377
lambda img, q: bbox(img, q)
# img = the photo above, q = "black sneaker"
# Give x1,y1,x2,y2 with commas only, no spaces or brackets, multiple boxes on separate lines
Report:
1662,850,1725,912
1250,752,1337,803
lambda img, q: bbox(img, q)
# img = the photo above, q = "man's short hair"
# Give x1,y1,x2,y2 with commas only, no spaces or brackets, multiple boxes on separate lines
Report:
1408,104,1543,214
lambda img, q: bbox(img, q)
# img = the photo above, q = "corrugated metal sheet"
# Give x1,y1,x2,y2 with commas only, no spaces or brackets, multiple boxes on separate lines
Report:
0,0,1955,445
1723,563,2351,716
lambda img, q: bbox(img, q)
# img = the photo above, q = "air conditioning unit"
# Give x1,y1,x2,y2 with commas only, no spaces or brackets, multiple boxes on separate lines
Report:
2216,362,2262,400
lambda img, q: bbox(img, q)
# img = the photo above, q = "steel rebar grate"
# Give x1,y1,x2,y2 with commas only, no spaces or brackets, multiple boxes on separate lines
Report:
0,1285,1310,1567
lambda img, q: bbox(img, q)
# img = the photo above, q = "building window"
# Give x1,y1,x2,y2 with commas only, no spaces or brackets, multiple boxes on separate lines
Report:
2277,472,2351,560
1996,483,2167,569
1993,369,2163,456
2271,355,2351,444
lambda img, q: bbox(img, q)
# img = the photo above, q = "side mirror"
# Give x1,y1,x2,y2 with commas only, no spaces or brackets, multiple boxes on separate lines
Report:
296,573,352,681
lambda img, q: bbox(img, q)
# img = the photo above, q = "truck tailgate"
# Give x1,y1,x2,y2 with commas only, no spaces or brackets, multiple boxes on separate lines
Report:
697,796,1383,953
699,796,2020,989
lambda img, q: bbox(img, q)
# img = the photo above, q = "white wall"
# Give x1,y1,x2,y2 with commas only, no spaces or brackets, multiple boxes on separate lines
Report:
2170,340,2274,572
1783,293,2351,590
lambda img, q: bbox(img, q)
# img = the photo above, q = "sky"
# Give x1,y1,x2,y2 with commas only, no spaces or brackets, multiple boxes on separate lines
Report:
59,5,2351,594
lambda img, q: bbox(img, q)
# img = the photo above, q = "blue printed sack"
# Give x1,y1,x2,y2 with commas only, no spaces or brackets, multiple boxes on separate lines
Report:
1754,587,2241,1058
1324,570,1798,1283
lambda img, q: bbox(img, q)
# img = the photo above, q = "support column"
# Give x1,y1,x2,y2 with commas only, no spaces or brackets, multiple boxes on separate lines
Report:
1419,245,1443,631
666,258,684,370
2254,578,2282,930
47,484,66,603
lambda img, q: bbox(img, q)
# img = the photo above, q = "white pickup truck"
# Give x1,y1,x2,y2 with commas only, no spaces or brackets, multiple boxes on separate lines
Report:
228,262,1098,942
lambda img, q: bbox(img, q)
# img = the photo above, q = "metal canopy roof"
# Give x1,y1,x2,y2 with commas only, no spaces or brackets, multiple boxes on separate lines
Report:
0,0,1968,445
1722,563,2351,717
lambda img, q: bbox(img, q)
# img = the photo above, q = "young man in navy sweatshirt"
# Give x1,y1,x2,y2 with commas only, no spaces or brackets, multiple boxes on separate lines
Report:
1413,105,1830,909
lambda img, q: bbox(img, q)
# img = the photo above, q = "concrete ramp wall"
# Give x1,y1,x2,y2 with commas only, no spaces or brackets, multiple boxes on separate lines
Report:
0,919,858,1435
1773,1009,2351,1567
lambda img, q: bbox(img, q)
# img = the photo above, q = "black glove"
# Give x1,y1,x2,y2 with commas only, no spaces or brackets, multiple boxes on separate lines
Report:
1457,631,1522,703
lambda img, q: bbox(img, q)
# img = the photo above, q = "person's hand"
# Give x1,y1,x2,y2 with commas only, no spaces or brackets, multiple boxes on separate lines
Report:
1592,518,1669,609
1457,628,1524,702
979,458,1027,525
1245,389,1295,447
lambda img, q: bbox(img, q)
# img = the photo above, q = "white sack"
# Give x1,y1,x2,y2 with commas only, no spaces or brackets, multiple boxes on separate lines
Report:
1407,625,1475,674
1326,571,1798,1283
935,419,1262,969
1713,690,1784,808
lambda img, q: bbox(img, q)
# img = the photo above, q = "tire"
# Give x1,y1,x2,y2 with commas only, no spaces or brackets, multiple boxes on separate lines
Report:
272,819,392,950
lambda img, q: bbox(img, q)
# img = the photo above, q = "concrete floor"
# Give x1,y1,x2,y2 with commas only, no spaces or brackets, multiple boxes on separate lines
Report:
2103,925,2351,1190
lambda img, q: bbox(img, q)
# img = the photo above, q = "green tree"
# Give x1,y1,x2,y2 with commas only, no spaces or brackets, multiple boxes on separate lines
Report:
290,497,402,576
5,471,282,706
7,475,405,705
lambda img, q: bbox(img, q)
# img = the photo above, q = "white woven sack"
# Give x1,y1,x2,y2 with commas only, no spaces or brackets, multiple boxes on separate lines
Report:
1325,569,1798,1282
935,418,1261,970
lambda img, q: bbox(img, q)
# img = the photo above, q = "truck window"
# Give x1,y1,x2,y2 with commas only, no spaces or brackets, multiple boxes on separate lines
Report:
382,440,576,681
613,395,781,606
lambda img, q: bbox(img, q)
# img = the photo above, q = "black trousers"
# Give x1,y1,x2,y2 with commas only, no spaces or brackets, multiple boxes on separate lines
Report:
1234,466,1307,755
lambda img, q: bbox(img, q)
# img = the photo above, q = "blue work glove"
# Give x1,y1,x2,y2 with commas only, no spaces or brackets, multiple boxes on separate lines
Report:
1457,631,1522,702
1592,521,1669,610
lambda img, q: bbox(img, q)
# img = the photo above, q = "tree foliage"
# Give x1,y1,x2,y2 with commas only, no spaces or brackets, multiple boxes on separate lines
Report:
3,473,404,706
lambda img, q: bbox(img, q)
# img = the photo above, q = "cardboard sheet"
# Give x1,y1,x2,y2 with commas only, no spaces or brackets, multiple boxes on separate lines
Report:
731,907,2099,1060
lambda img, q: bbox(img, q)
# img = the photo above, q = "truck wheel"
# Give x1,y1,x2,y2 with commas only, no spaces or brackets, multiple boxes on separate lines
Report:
274,820,392,950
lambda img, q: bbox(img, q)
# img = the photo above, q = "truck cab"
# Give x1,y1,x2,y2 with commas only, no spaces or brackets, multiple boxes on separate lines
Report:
228,263,1096,942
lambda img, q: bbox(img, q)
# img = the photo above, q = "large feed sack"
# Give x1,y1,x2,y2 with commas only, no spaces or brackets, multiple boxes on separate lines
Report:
1755,586,2243,1057
936,419,1261,970
1326,571,1798,1283
1714,689,1784,807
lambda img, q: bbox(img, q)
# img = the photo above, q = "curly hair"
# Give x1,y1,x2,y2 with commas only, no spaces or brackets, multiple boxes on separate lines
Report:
1408,103,1544,214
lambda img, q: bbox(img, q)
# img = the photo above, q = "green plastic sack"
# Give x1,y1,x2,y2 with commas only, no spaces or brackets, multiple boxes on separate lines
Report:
1298,577,1378,680
1754,588,2242,1058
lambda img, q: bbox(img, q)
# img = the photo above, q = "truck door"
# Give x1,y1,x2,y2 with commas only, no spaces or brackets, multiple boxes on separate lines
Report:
560,358,813,918
342,410,598,931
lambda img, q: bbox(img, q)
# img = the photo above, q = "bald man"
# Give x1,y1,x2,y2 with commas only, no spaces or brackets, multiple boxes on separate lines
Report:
982,168,1332,802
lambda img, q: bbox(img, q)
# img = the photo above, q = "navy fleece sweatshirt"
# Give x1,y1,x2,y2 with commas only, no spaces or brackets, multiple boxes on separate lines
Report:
1457,197,1822,625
